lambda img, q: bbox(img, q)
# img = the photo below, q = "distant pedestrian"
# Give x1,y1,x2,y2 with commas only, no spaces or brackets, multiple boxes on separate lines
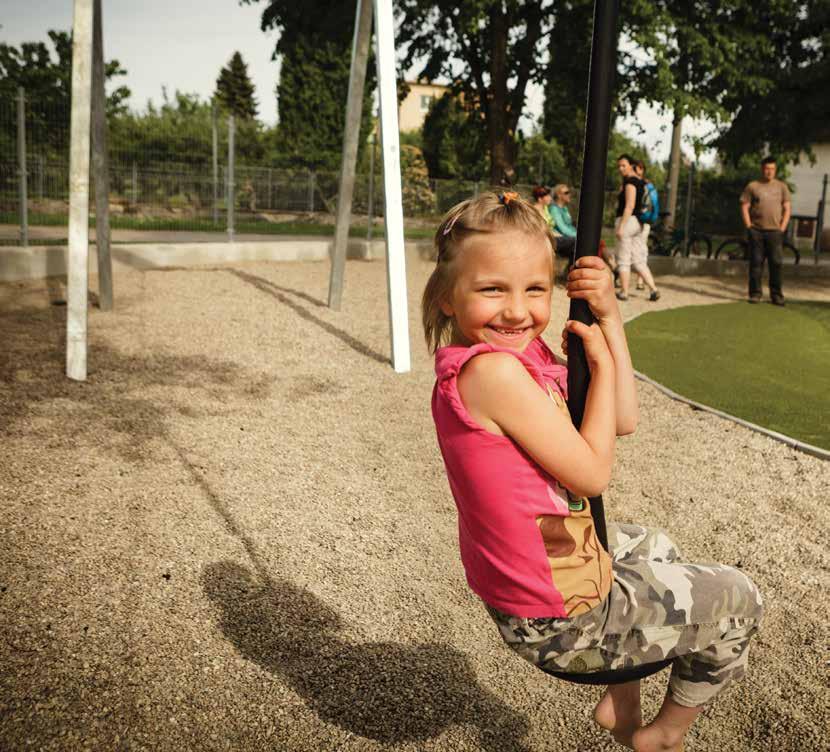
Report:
740,156,791,306
632,159,659,291
549,184,576,259
614,154,660,302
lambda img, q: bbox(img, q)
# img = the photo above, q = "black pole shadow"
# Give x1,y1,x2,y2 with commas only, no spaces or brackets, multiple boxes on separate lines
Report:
179,447,529,750
224,268,327,308
224,268,390,366
200,560,530,750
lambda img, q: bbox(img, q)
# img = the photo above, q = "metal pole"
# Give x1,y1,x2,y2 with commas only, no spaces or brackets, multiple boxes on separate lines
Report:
373,0,411,373
816,173,827,263
567,0,620,551
36,154,43,201
329,0,374,310
131,161,138,209
227,114,235,241
309,170,315,213
67,0,94,381
682,162,693,256
212,101,219,225
367,131,375,240
267,167,272,210
91,0,113,311
17,87,28,248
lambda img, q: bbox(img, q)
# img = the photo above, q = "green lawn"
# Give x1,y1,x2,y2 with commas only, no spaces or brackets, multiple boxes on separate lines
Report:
626,302,830,450
0,212,436,240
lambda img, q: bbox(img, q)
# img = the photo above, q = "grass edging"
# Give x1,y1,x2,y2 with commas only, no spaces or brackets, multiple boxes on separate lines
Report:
625,309,830,461
633,368,830,461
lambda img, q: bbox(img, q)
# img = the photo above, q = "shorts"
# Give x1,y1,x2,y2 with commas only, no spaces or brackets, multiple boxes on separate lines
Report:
486,523,763,707
614,216,648,271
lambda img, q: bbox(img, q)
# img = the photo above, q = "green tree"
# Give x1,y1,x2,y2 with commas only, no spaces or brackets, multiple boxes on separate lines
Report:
399,1,555,186
108,90,265,168
715,1,829,163
243,1,375,171
214,51,258,120
514,132,568,186
0,30,130,158
421,93,487,181
541,0,594,182
616,2,827,165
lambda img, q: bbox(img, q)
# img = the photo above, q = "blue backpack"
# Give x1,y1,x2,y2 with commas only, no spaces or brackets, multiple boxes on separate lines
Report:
640,181,660,224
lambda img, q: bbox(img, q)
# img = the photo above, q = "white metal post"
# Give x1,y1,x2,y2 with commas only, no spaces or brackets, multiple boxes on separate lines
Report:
373,0,411,373
67,0,94,381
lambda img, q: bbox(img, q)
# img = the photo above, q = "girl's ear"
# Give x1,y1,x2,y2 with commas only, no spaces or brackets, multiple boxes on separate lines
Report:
440,300,454,317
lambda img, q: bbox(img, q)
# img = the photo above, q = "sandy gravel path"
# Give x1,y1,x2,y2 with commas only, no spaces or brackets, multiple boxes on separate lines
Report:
1,256,828,751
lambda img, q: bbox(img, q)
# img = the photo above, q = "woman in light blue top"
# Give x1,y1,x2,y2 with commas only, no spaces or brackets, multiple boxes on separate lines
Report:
549,184,576,258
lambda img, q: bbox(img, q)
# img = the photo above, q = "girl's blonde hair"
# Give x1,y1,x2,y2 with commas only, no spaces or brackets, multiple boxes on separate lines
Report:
421,192,557,353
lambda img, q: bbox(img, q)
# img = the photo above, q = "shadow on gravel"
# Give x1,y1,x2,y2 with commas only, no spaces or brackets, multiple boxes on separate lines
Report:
655,280,741,302
224,268,390,366
174,432,528,750
0,302,272,461
201,560,530,751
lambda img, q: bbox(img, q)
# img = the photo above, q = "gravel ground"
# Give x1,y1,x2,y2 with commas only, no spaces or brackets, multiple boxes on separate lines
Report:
1,257,828,752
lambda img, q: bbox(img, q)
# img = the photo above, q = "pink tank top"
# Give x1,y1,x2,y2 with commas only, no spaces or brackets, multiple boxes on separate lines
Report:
432,338,612,619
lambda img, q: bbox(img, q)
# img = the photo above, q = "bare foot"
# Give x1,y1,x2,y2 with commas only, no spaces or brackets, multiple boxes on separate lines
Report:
632,724,684,751
593,682,642,749
631,696,702,752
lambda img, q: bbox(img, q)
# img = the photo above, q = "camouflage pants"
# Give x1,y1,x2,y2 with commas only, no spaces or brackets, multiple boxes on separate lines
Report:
487,523,763,707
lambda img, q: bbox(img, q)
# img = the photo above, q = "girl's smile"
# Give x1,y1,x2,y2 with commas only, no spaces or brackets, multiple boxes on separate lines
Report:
441,230,554,352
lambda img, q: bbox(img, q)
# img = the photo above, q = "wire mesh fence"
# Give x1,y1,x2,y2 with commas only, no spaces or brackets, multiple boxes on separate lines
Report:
0,89,601,246
4,87,820,256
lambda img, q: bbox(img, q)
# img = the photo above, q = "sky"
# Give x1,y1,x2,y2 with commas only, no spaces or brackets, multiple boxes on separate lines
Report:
3,0,712,166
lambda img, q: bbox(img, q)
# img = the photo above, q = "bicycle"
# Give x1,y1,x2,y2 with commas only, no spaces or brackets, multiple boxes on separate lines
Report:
714,234,800,265
646,213,712,258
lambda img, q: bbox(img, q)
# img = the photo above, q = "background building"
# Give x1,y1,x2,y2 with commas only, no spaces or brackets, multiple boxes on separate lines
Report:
398,80,448,132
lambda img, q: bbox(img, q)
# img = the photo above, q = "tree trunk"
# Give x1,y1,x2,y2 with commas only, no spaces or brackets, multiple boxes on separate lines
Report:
666,115,682,229
487,8,516,186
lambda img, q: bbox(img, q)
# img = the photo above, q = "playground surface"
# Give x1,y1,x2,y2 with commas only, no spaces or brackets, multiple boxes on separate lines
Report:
1,256,829,751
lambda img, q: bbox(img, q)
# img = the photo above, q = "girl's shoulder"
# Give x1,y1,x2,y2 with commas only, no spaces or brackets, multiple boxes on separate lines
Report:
435,339,567,392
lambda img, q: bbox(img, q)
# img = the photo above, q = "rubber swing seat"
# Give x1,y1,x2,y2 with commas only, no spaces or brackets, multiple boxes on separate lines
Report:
544,658,675,686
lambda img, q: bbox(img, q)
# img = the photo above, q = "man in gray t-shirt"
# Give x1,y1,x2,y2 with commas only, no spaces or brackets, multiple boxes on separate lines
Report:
739,156,791,305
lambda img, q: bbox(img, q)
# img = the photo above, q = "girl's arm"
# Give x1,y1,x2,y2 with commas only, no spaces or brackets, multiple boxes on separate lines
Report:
564,256,638,434
457,321,616,498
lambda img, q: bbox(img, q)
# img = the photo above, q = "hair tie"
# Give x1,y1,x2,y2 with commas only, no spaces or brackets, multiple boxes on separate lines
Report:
442,215,459,236
499,191,519,206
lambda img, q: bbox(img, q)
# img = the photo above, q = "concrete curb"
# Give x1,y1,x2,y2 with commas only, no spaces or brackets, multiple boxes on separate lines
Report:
0,238,437,282
3,236,826,283
626,310,829,461
648,254,830,279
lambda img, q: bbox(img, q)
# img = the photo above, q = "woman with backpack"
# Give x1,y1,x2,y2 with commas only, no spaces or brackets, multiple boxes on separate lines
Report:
632,159,660,292
614,155,660,302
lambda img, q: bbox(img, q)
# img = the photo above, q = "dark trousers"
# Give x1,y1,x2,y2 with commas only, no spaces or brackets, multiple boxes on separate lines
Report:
554,234,576,259
748,228,783,299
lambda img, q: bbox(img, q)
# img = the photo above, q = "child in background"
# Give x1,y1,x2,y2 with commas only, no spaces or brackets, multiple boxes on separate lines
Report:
423,191,763,752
